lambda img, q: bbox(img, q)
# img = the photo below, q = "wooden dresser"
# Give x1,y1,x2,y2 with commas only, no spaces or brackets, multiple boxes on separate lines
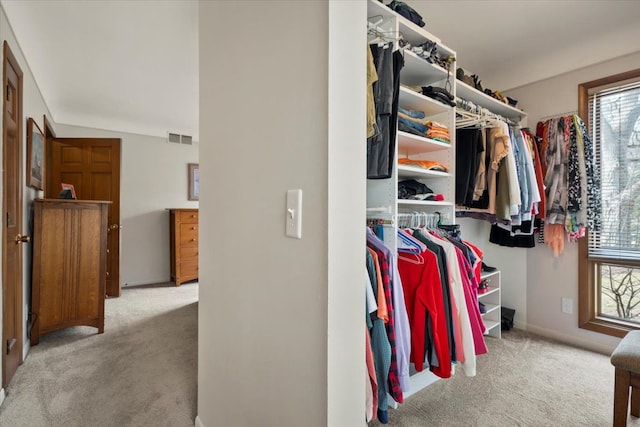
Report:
168,208,198,286
31,199,111,345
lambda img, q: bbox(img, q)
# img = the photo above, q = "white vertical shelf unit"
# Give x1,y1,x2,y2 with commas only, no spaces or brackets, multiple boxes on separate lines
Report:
479,270,501,339
367,0,457,402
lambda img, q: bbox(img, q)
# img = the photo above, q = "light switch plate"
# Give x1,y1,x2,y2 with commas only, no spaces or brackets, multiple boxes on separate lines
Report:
286,189,302,239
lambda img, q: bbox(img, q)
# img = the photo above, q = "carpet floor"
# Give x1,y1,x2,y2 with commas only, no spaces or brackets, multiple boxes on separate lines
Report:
371,328,640,427
0,282,197,427
2,284,638,427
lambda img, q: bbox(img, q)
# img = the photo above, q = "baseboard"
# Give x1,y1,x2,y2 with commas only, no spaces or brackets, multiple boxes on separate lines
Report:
525,324,616,355
0,387,6,408
195,415,205,427
514,319,526,330
124,278,170,287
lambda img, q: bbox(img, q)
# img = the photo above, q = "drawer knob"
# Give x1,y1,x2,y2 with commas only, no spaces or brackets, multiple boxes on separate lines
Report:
192,227,196,230
191,238,196,242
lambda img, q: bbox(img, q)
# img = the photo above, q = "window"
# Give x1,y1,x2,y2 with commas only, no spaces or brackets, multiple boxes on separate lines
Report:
579,69,640,337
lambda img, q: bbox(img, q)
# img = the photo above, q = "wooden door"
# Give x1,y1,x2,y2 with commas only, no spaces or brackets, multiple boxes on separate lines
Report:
46,138,121,297
2,42,24,387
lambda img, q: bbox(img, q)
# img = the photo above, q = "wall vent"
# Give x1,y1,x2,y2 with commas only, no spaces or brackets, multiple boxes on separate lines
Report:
168,133,193,145
168,133,181,144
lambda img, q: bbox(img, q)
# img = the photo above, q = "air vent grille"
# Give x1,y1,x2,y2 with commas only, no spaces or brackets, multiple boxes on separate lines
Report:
168,133,181,144
168,133,193,145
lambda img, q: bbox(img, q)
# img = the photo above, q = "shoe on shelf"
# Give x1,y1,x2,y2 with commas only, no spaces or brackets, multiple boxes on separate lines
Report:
479,302,487,313
478,279,489,294
482,262,497,272
471,74,483,92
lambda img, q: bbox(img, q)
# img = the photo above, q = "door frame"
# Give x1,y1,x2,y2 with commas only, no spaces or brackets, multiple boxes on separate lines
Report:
46,137,121,297
2,41,24,387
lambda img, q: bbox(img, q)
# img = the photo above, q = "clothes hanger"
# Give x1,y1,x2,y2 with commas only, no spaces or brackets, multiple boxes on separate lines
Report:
397,228,424,254
398,251,424,265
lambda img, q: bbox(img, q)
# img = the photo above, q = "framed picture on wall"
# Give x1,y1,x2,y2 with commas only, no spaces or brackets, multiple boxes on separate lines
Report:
188,163,199,201
27,117,45,191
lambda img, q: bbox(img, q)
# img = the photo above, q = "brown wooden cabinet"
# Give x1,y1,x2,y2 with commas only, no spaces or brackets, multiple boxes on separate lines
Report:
30,199,110,345
168,208,198,286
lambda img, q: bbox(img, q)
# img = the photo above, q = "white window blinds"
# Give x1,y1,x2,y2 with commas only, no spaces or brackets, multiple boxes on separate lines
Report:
588,78,640,261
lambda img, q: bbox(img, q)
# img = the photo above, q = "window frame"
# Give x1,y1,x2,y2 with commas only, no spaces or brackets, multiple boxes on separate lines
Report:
578,68,640,338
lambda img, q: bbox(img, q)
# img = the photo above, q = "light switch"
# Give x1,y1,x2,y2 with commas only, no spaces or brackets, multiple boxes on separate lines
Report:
286,189,302,239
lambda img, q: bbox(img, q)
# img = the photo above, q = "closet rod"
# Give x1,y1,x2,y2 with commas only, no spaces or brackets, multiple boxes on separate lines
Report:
455,106,517,128
537,111,578,121
456,97,523,125
367,206,392,214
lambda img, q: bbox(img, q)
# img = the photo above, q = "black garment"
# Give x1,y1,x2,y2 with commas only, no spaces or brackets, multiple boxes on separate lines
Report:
446,235,477,272
421,86,455,107
398,179,433,199
368,45,393,179
465,128,491,209
388,0,425,27
455,129,483,205
388,50,403,177
367,46,403,179
489,222,536,248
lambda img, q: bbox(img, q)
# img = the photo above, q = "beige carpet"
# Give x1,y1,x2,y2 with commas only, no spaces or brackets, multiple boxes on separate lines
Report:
0,282,197,427
3,284,639,427
371,328,640,427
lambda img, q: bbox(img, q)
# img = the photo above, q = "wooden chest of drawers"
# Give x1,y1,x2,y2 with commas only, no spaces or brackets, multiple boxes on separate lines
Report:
31,199,110,345
168,208,198,286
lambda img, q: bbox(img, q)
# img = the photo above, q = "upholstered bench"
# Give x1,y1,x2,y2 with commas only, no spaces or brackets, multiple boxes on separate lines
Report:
611,331,640,426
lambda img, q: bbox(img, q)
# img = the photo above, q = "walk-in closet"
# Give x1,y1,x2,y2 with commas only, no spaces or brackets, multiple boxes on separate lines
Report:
199,1,640,425
364,0,597,424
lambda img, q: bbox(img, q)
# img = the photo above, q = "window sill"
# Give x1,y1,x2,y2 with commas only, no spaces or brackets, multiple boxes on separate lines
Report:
580,316,639,338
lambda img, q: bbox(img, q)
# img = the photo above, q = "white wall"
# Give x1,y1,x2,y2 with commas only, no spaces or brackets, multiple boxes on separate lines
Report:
1,5,55,376
327,2,366,425
1,3,198,402
459,218,528,329
505,51,640,354
198,1,365,426
54,124,198,287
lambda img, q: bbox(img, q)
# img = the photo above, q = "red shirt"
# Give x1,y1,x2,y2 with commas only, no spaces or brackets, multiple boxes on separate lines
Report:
398,249,451,378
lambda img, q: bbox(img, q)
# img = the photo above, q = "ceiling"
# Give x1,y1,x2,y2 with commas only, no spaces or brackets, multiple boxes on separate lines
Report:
1,0,198,140
1,1,639,141
411,0,640,92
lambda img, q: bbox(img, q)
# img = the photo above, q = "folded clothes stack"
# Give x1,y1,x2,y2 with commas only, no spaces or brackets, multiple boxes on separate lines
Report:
387,0,425,27
400,84,455,107
398,158,448,172
426,121,450,144
397,107,451,144
398,107,429,135
397,179,445,201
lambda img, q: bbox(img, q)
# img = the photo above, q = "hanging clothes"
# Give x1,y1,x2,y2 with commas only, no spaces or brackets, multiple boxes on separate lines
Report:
397,232,452,378
455,128,483,206
413,229,484,377
535,115,601,256
366,45,379,139
367,229,409,403
367,45,404,179
366,250,391,420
